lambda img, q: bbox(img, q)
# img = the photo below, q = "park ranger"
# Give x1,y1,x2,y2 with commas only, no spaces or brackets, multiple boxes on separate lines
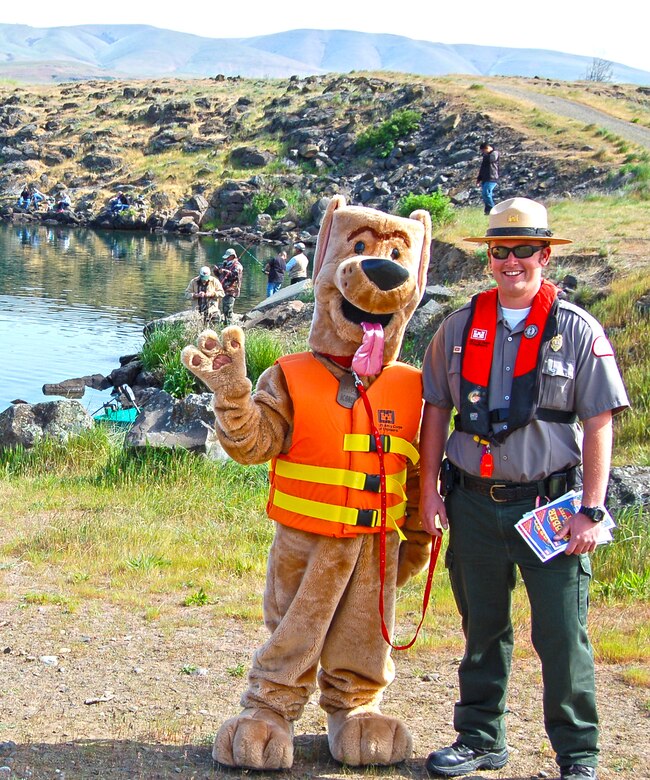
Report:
419,198,629,780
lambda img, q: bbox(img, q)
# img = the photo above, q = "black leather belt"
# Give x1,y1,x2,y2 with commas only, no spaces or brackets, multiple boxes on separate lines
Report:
454,467,578,503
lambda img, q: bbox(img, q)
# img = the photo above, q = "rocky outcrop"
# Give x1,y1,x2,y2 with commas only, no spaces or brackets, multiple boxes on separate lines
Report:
0,400,93,450
124,388,228,460
0,72,624,242
608,467,650,512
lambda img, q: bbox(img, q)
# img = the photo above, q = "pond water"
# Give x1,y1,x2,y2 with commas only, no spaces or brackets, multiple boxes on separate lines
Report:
0,222,281,414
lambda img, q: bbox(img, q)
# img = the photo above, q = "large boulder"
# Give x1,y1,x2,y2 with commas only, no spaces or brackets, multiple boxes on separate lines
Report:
0,400,93,450
124,389,228,460
229,146,274,168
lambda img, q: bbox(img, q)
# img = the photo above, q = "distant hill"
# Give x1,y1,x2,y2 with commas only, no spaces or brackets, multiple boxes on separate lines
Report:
0,24,649,85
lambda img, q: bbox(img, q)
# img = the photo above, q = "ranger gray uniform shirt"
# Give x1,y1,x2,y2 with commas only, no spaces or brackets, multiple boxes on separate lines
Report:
423,297,629,482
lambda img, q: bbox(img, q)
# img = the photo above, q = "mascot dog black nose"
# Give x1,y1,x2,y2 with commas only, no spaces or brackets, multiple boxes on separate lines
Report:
361,258,410,291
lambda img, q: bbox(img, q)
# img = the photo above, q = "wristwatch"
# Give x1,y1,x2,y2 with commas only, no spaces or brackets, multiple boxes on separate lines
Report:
579,505,606,523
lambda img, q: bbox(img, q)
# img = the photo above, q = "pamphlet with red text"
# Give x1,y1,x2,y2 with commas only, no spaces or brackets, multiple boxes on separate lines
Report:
515,490,615,562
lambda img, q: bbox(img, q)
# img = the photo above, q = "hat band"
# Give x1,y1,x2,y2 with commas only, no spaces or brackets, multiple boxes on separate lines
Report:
487,227,553,238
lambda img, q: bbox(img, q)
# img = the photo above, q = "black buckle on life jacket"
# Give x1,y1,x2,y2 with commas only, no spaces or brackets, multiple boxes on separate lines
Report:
356,508,378,527
363,474,381,493
367,435,390,453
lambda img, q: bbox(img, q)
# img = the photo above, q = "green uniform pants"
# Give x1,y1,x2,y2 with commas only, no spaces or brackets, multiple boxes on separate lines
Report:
445,485,598,768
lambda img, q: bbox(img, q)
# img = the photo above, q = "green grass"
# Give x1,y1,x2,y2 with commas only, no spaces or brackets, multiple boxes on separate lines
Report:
588,270,650,464
1,424,647,663
245,329,307,386
396,190,455,227
356,109,421,158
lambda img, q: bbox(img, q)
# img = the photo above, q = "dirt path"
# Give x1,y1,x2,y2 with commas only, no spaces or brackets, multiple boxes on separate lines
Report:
1,596,648,780
488,84,650,149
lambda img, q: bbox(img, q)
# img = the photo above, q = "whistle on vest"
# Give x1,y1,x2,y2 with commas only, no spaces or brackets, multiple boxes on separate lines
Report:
473,436,494,478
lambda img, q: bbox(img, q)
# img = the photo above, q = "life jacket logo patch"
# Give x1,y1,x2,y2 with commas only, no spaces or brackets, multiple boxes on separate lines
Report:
470,327,488,342
378,409,395,425
467,389,482,404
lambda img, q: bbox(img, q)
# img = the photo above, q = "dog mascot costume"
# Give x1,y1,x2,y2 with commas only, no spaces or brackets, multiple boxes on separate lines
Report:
182,195,432,769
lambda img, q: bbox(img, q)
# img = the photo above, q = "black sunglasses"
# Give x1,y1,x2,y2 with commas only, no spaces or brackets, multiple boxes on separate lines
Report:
489,244,546,260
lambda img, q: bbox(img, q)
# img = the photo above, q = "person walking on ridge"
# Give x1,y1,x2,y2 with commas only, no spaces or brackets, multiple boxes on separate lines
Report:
477,142,499,215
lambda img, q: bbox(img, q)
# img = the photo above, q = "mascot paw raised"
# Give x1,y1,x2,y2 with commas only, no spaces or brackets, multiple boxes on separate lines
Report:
183,195,432,768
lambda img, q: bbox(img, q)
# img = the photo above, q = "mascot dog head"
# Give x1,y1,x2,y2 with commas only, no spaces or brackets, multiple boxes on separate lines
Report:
308,195,431,366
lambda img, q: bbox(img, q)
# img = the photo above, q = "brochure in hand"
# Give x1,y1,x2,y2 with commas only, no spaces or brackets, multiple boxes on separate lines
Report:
515,490,615,562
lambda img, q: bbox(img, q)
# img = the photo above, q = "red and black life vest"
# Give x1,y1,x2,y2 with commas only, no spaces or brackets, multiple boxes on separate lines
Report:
456,279,575,443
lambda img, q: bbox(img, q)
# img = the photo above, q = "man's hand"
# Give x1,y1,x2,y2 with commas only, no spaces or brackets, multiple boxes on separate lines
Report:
554,512,601,554
419,489,448,538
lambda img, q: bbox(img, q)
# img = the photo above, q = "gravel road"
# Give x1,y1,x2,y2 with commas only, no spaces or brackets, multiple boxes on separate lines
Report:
490,84,650,149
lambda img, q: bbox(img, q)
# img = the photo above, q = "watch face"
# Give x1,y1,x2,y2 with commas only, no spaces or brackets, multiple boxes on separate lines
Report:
581,505,605,522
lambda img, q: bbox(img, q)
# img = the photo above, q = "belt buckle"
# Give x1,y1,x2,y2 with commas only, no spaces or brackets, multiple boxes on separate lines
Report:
489,483,508,502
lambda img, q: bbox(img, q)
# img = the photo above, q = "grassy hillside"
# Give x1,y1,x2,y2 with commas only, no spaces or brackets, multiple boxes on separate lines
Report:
0,72,648,221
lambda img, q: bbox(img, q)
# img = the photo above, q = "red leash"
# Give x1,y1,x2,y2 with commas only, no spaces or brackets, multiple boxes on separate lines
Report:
353,372,441,650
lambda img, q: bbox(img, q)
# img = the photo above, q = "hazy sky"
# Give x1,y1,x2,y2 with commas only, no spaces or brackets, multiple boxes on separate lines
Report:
3,1,649,74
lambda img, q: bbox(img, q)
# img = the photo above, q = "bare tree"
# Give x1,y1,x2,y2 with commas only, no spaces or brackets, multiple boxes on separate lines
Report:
585,57,614,82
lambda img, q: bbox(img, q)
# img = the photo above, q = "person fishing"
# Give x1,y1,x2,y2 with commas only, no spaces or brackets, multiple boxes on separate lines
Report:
213,248,243,326
185,265,224,323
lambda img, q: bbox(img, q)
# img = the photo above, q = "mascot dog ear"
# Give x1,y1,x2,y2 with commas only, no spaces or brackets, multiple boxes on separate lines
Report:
312,194,347,280
409,208,433,297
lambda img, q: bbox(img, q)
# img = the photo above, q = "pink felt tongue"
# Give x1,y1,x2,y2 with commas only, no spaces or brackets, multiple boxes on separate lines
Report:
352,322,385,376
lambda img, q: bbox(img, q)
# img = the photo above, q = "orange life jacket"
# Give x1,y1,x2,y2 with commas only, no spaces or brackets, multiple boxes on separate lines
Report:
267,352,423,538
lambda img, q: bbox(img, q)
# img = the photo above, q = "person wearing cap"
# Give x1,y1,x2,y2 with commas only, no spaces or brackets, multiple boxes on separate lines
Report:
419,198,629,780
185,265,224,323
214,248,243,325
477,142,499,215
285,242,309,285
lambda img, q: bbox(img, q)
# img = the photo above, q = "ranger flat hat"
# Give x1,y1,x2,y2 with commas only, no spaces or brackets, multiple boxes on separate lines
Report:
464,197,572,245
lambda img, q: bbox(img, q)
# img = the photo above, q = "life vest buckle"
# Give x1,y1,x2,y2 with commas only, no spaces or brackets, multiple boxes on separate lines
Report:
363,474,381,493
368,435,389,453
356,508,378,527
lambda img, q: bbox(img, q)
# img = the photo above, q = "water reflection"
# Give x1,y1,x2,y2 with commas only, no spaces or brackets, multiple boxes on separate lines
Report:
0,223,280,411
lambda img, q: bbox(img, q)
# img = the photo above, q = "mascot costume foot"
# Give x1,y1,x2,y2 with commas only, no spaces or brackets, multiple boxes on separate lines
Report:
182,195,432,768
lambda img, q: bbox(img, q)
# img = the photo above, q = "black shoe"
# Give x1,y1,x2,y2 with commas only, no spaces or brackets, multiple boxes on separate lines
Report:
560,765,597,780
425,741,508,776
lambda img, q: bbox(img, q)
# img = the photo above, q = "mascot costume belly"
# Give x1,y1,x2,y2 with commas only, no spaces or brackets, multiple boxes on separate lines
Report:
182,195,432,769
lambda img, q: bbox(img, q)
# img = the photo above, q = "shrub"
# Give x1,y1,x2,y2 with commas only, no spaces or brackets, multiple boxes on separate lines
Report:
241,186,311,225
355,109,421,158
161,350,200,399
140,322,190,372
245,330,290,387
396,190,455,227
140,321,203,398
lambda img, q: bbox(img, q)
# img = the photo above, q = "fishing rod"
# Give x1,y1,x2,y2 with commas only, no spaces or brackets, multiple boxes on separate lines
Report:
234,240,266,272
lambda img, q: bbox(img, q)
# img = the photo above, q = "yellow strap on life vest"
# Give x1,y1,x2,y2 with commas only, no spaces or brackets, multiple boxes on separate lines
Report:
271,489,408,541
344,433,420,465
273,459,407,501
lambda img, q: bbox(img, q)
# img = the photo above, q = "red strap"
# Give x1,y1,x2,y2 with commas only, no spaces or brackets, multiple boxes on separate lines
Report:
462,279,558,385
353,373,440,650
